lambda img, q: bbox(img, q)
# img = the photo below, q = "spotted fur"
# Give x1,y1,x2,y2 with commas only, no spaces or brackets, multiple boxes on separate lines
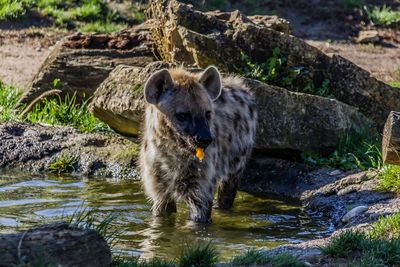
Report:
139,66,257,223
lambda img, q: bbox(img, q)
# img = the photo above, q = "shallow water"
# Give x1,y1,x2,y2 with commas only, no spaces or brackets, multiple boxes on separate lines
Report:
0,171,333,260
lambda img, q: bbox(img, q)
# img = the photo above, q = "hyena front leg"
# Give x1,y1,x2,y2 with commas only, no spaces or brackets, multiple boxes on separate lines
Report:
151,196,176,216
187,187,214,224
217,173,240,209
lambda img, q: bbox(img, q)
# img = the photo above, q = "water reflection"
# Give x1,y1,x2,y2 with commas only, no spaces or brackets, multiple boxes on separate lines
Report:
0,171,333,260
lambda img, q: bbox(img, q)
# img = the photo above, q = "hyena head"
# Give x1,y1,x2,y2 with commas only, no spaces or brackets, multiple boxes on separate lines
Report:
144,66,222,152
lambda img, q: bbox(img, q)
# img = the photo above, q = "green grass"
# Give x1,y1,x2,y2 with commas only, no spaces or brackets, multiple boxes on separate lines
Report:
179,242,219,267
68,207,119,246
0,0,144,32
48,154,77,174
230,250,305,267
341,0,364,10
112,246,304,267
369,213,400,240
25,94,109,133
366,5,400,26
0,81,23,122
240,49,331,97
112,257,175,267
389,81,400,88
322,229,400,266
79,20,127,33
301,128,382,171
377,165,400,193
0,0,27,20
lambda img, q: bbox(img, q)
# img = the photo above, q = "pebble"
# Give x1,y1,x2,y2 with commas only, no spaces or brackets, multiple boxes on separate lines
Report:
342,206,368,223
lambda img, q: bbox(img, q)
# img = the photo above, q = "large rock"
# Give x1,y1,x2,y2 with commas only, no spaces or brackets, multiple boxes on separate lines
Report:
0,222,111,267
90,63,372,154
18,23,155,107
147,0,400,128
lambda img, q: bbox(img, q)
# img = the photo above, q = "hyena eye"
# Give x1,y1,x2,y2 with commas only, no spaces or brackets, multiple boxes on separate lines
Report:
175,112,191,122
205,111,212,120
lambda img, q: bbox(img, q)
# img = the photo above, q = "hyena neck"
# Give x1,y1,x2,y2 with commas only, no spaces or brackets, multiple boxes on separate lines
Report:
145,106,190,158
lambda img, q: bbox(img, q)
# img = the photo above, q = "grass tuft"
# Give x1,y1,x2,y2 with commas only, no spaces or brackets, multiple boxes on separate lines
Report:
369,213,400,240
230,250,305,267
68,206,119,246
179,242,219,267
322,228,400,266
25,94,109,133
112,257,175,267
377,165,400,193
0,81,23,122
321,230,366,257
79,20,127,33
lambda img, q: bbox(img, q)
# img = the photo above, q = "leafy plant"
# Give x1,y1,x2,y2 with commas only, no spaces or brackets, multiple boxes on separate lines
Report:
48,154,78,174
301,127,382,170
0,0,28,20
240,49,331,97
366,5,400,26
340,0,364,10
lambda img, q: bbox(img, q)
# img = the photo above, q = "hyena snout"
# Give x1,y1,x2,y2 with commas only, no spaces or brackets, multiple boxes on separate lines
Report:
192,118,213,148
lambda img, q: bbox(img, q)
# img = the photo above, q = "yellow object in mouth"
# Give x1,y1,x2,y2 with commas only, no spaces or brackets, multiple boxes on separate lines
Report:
196,148,205,161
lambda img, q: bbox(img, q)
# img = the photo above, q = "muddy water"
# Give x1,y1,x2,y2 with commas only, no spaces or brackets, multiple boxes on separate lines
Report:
0,171,332,260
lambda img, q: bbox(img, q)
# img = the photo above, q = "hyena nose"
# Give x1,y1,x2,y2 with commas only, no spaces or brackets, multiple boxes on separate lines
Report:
194,134,213,148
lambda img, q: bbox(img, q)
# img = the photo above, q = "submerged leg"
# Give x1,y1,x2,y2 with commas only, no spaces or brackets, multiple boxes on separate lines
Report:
151,197,177,216
217,174,240,209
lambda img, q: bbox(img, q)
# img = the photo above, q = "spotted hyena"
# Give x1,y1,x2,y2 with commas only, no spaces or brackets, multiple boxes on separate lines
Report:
139,66,257,223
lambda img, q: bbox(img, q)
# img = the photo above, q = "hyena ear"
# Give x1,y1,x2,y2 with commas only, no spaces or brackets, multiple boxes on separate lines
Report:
199,66,222,101
144,69,173,105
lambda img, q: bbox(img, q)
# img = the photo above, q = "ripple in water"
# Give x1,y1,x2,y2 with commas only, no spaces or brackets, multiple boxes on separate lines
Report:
0,172,333,260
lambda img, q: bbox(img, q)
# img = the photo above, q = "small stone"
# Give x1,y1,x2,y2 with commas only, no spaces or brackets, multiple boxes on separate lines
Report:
329,169,342,176
356,30,379,44
342,206,368,223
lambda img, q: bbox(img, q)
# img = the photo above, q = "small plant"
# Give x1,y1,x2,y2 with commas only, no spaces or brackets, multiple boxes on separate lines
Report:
322,230,366,257
48,154,78,174
178,242,219,267
79,20,127,33
0,0,28,20
322,229,400,265
340,0,364,10
230,249,305,267
0,81,23,122
301,128,382,170
366,5,400,26
369,213,400,240
68,206,120,246
112,257,175,267
25,93,109,133
240,49,331,97
377,165,400,193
